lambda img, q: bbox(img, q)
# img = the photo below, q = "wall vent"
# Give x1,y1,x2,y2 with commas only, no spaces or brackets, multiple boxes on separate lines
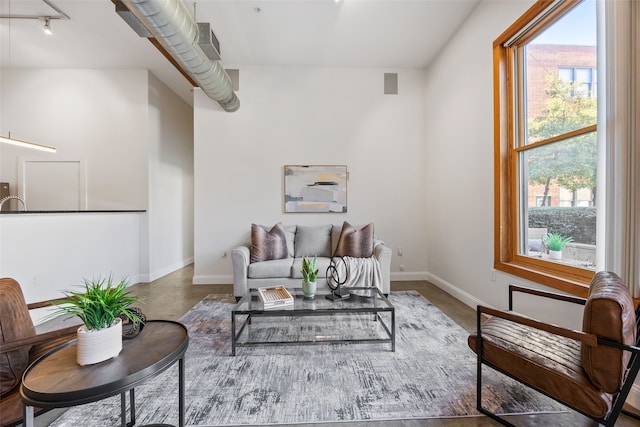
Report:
384,73,398,95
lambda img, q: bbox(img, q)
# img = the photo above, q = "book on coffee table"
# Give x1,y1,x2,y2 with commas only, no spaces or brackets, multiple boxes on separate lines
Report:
258,286,294,309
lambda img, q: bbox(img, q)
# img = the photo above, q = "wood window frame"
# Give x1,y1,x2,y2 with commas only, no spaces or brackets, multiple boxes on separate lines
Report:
493,0,596,298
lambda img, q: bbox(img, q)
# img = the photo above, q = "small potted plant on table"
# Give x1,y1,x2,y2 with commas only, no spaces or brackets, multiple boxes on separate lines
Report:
543,233,573,260
301,256,319,299
48,276,143,365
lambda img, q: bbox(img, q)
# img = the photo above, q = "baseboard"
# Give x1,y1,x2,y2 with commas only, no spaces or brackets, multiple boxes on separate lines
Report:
424,272,492,312
138,257,194,283
390,271,429,281
193,274,233,285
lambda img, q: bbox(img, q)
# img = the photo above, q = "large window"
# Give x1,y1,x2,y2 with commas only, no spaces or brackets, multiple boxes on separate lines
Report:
494,0,598,295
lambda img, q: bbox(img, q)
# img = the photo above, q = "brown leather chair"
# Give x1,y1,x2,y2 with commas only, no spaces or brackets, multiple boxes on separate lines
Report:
0,278,78,427
468,271,640,426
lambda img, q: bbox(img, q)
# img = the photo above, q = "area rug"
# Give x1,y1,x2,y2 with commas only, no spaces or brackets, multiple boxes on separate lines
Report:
49,291,564,426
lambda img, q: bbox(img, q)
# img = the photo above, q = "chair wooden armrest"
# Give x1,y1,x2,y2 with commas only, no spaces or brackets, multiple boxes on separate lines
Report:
0,325,78,353
477,305,598,347
508,284,586,310
26,296,73,310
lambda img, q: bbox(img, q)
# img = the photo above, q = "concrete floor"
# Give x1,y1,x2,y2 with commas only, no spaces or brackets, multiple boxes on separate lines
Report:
37,265,640,426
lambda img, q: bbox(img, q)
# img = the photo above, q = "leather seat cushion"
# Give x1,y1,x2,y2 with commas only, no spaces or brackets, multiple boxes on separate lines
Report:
581,271,636,393
468,316,612,419
0,278,36,396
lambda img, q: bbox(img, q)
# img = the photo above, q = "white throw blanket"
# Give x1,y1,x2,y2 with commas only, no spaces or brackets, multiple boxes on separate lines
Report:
331,256,382,294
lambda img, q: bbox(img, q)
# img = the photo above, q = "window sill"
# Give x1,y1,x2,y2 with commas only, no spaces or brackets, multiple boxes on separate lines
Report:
495,260,592,298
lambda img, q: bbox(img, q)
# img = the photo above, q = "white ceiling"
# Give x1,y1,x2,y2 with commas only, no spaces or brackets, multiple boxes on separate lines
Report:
0,0,480,104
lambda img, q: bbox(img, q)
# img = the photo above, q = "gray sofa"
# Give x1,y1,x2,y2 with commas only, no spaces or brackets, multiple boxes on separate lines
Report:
231,223,391,299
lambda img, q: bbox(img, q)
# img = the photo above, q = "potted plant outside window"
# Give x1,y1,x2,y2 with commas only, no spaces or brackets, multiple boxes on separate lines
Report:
543,233,573,260
48,276,143,365
301,256,319,299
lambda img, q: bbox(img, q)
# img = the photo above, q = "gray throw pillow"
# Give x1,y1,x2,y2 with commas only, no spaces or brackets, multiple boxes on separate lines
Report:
334,221,374,258
528,239,542,252
250,223,289,263
294,225,332,257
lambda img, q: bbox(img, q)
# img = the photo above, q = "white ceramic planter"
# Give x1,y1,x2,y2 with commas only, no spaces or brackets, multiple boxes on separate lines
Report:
76,317,123,366
302,281,317,299
549,250,562,260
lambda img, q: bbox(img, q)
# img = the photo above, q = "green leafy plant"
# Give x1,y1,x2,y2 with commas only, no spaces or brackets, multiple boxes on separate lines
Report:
48,276,143,331
301,256,319,283
543,233,573,251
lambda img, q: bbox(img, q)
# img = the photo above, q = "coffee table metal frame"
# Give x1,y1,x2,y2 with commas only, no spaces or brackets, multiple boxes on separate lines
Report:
231,287,395,356
20,320,188,427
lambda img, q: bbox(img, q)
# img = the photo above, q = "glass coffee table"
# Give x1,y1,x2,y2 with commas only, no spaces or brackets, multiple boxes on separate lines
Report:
231,287,394,355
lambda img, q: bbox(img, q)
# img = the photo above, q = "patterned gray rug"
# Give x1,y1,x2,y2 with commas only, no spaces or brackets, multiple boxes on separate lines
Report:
50,291,563,426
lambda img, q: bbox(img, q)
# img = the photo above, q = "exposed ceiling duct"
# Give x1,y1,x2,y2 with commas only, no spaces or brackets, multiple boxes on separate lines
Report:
118,0,239,112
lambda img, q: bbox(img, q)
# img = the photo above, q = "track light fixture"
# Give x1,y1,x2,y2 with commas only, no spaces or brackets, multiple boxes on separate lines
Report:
0,0,69,35
43,17,53,35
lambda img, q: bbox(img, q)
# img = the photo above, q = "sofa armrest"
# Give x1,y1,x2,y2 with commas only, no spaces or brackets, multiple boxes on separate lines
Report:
374,241,391,295
231,245,250,298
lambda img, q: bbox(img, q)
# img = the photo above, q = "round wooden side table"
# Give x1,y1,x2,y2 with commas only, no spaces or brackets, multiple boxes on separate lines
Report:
21,320,188,427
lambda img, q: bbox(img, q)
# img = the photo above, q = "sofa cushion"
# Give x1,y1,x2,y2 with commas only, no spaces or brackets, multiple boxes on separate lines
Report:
294,225,332,257
248,258,294,279
0,278,36,396
581,271,636,393
334,222,374,258
250,223,289,263
283,225,297,257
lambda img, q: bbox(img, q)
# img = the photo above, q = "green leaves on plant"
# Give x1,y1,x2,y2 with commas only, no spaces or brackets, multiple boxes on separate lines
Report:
301,256,319,283
543,233,573,251
48,275,143,331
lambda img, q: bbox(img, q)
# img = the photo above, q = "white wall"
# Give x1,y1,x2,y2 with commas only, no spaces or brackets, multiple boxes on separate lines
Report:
0,69,148,210
193,66,428,284
0,213,142,302
145,73,194,281
423,0,585,324
0,69,194,295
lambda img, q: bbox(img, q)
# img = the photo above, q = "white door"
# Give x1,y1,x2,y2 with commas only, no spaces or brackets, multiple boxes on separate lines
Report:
20,160,86,210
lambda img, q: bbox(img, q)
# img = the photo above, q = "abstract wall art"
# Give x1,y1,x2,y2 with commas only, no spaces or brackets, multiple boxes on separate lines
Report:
284,165,347,213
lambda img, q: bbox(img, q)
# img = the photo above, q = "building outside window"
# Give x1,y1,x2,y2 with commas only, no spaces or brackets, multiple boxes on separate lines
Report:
558,66,597,97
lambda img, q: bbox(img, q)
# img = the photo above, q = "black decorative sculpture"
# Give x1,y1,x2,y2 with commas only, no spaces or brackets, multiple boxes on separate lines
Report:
326,256,350,301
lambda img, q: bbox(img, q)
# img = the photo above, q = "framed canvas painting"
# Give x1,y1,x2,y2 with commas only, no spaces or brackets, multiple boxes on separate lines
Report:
284,165,347,213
